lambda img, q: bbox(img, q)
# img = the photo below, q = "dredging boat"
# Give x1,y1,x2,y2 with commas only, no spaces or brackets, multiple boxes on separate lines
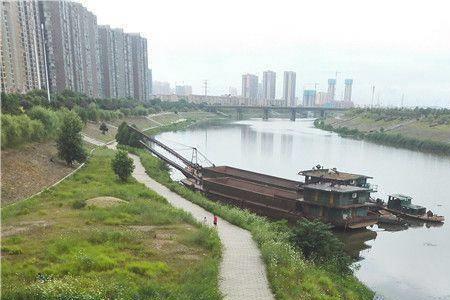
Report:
383,194,445,223
129,126,378,229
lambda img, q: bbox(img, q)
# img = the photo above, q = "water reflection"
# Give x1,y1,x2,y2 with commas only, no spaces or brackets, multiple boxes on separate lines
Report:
240,125,257,154
280,134,293,158
261,132,274,155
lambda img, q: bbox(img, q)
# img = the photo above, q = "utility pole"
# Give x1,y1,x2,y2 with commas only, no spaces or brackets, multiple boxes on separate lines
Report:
41,23,51,103
314,83,319,106
401,93,405,108
203,80,208,97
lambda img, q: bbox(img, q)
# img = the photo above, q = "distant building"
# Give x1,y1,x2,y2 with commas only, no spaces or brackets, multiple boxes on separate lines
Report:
315,92,328,106
175,85,192,96
283,71,296,106
302,90,316,107
242,74,259,104
153,81,171,94
147,69,152,96
344,79,353,102
262,70,276,105
327,79,336,102
229,87,238,96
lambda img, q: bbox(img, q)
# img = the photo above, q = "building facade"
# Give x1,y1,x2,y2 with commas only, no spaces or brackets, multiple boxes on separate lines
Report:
302,90,316,107
262,70,276,105
175,85,192,96
283,71,296,106
327,78,336,102
1,0,46,93
1,0,150,102
344,79,353,102
242,73,258,104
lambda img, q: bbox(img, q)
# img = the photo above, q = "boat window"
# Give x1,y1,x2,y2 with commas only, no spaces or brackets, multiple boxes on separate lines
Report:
352,192,357,199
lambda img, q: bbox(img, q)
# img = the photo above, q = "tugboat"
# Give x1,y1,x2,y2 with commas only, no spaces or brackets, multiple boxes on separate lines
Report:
383,194,445,223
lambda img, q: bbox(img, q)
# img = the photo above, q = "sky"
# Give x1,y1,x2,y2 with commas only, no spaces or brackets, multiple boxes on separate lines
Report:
79,0,450,108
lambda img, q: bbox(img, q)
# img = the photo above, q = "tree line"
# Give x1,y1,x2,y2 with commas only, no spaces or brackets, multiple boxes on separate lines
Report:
1,89,208,150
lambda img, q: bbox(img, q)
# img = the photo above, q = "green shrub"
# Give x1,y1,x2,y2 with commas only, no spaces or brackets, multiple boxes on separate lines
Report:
1,113,46,148
72,199,86,209
111,150,134,181
27,106,61,137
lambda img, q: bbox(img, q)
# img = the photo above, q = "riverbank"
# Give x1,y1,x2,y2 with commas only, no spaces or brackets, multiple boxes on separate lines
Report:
1,148,221,299
315,112,450,155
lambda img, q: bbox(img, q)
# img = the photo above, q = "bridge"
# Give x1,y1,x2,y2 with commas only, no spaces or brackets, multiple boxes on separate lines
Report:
205,105,348,121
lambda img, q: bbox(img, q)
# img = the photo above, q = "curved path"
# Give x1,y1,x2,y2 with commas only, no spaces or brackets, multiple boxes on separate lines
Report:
129,153,275,300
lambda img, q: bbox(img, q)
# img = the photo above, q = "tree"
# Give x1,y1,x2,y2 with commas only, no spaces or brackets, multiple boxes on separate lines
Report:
111,150,134,181
115,122,130,145
57,110,86,166
290,218,352,273
99,122,109,134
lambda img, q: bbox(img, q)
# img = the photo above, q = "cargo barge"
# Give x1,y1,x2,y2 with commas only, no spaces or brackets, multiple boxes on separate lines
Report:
130,126,379,229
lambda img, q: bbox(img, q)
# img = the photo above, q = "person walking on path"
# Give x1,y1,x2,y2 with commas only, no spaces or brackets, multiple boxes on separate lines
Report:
213,214,218,227
203,216,207,224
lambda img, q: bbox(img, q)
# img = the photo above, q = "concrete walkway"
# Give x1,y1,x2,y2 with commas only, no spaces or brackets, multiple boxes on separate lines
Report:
129,153,275,300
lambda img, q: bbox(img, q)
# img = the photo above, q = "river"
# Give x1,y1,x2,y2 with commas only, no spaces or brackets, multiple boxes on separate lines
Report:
156,118,450,300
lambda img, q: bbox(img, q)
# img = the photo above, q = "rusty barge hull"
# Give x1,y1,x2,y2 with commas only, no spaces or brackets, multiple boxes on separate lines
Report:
183,174,377,229
202,165,302,191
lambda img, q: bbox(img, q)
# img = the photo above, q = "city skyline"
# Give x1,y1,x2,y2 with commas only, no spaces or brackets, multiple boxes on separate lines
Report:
79,0,450,108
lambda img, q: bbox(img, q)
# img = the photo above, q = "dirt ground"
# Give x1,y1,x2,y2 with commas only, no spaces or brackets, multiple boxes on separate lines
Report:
1,141,78,205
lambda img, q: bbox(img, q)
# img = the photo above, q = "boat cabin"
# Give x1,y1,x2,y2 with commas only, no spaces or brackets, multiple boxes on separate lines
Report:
387,194,426,215
299,168,373,189
301,183,377,229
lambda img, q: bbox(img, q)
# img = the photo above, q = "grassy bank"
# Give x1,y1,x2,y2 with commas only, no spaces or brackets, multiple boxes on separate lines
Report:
125,146,373,300
315,118,450,156
1,148,221,299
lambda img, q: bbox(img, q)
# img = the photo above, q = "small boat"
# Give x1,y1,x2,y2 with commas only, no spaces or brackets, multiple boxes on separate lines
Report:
377,209,407,225
384,194,445,223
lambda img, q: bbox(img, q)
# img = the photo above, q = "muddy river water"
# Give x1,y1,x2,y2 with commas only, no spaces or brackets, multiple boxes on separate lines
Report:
157,118,450,300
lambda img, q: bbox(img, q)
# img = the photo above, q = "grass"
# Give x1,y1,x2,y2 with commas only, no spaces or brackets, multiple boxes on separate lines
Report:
316,119,450,156
125,146,374,300
1,148,221,299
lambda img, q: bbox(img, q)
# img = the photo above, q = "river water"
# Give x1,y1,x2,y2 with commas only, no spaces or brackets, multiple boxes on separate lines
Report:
156,118,450,300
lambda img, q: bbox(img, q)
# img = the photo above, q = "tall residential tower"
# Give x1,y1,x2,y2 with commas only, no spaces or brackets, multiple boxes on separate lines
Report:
283,71,296,106
262,70,276,105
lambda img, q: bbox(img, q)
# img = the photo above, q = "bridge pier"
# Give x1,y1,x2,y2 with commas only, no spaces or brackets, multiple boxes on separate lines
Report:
320,110,326,118
290,108,296,121
236,108,243,120
262,107,269,120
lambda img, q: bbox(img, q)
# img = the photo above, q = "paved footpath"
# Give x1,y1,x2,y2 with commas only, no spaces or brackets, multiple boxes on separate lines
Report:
129,153,275,300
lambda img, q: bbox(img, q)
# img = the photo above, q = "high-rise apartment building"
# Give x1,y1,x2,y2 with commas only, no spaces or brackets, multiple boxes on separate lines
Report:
327,78,336,102
153,81,171,94
1,1,46,93
98,25,116,98
283,71,296,106
242,74,258,104
175,85,192,96
344,79,353,102
315,92,328,106
302,90,316,107
1,0,150,101
262,70,276,105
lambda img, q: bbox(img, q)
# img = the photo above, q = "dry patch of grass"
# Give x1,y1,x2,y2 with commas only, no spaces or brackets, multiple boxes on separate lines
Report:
1,141,77,205
86,196,126,208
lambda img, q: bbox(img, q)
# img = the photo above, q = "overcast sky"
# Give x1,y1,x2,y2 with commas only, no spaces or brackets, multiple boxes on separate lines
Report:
79,0,450,108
